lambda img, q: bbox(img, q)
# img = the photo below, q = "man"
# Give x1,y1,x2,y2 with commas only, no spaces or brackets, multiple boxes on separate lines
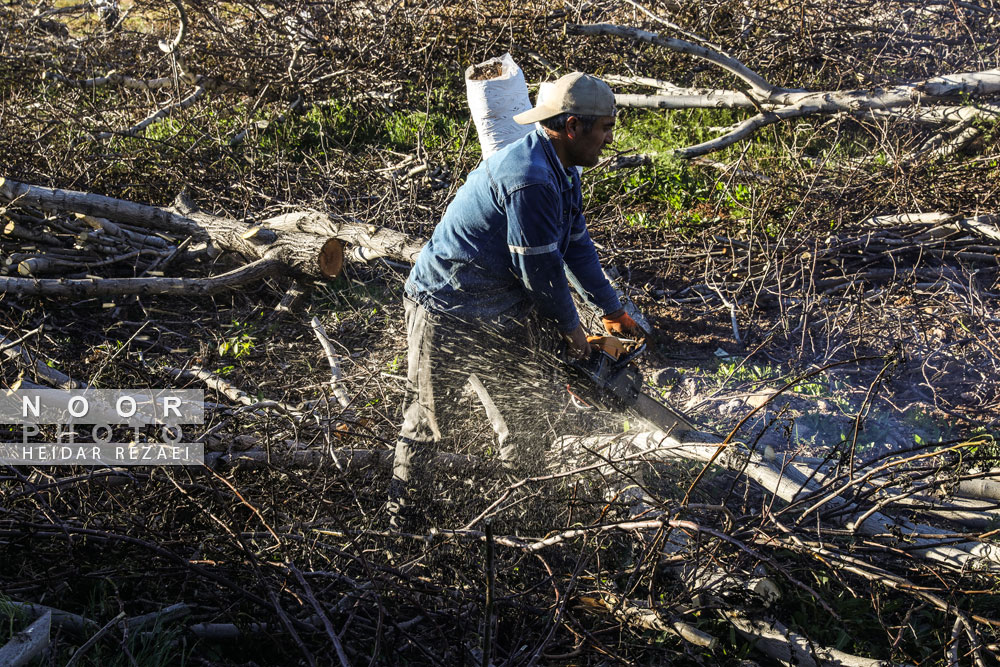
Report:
389,72,643,527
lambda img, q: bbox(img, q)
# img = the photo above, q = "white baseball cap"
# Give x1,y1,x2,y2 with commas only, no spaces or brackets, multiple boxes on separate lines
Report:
513,72,615,124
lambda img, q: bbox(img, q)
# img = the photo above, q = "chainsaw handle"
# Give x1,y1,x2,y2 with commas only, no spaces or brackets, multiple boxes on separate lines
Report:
612,340,646,370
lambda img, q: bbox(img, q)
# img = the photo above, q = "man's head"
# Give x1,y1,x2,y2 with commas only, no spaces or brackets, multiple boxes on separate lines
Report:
514,72,616,168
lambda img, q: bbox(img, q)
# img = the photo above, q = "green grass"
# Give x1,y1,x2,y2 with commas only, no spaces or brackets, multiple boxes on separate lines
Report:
587,107,762,235
384,109,472,153
0,591,188,666
0,595,31,646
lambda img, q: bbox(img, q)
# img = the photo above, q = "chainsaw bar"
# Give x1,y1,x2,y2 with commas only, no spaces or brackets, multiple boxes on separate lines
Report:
564,341,697,436
629,391,697,436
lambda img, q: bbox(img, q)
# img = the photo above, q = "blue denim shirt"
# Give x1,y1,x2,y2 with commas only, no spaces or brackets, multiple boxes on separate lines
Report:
405,129,621,332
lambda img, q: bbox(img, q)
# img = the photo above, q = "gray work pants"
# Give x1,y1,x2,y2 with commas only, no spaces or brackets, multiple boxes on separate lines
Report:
391,297,562,501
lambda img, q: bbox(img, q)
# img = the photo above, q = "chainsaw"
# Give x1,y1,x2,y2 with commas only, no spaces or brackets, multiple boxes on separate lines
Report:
564,337,697,436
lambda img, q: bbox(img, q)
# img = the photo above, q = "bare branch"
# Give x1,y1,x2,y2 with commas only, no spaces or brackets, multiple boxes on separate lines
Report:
569,23,779,96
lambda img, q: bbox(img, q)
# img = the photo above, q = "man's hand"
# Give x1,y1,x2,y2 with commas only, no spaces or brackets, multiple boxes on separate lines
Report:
602,309,643,338
587,335,627,359
562,324,593,360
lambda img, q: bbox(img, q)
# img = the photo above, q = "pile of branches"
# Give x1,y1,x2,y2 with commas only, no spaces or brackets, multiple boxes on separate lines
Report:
0,181,998,664
1,0,1000,665
692,212,999,419
1,342,999,664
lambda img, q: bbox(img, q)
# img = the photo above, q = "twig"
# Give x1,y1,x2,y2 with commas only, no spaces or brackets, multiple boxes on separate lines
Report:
64,612,126,667
310,316,352,410
482,519,495,667
288,562,352,667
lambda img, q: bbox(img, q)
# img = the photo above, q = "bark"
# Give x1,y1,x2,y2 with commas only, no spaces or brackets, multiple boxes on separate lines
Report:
956,473,1000,501
263,210,425,265
0,259,285,297
0,178,344,279
0,612,51,667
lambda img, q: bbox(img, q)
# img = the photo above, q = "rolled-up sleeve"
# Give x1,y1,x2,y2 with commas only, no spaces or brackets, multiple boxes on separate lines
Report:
505,184,580,332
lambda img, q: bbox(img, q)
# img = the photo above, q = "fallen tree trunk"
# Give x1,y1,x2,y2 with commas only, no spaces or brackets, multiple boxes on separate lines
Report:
552,430,1000,573
0,178,428,291
0,177,345,280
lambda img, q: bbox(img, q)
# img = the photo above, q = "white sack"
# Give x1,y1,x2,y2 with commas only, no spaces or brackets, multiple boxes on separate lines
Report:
465,53,532,159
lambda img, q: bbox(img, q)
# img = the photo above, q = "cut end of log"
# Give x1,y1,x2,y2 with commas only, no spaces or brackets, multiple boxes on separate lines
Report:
319,239,344,278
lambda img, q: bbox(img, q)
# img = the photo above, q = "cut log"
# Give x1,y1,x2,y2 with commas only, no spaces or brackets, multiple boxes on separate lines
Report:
0,611,51,667
0,178,344,280
263,210,426,265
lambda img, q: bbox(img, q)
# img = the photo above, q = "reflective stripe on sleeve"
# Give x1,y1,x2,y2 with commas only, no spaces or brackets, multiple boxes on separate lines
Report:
508,242,559,255
569,231,587,241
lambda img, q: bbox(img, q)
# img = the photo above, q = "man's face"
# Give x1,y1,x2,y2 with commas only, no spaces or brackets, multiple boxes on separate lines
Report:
567,115,615,167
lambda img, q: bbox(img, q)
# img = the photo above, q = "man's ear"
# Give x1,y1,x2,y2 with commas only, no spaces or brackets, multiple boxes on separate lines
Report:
564,115,581,139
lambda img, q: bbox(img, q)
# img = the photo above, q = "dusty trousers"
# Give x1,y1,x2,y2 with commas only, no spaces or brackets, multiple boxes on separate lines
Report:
390,297,565,517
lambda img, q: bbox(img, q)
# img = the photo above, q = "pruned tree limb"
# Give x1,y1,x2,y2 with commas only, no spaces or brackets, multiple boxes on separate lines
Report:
0,611,51,667
42,70,173,91
580,592,717,649
93,85,208,141
1,331,83,389
554,430,1000,573
0,258,285,297
64,612,125,667
577,22,1000,158
310,316,352,411
5,602,98,636
569,23,779,96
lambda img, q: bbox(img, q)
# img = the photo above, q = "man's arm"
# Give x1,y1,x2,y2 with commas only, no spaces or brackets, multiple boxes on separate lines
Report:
564,206,647,338
562,208,621,317
504,184,580,333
